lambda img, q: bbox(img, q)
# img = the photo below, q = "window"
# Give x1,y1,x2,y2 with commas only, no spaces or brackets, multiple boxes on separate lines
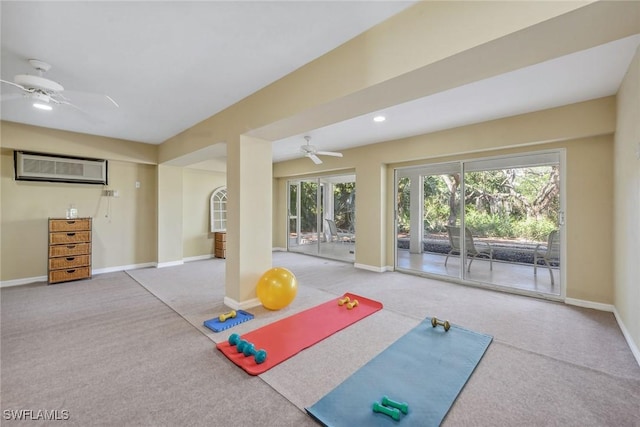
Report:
210,186,227,232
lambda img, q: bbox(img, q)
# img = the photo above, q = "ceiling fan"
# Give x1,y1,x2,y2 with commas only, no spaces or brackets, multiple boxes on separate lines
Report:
0,58,119,112
300,136,343,164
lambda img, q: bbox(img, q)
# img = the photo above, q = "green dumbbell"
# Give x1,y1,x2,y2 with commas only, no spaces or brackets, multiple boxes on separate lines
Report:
372,402,400,421
241,342,268,364
382,396,409,414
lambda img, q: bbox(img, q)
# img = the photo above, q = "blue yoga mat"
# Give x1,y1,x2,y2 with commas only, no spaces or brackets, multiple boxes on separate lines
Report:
306,317,492,427
203,310,253,332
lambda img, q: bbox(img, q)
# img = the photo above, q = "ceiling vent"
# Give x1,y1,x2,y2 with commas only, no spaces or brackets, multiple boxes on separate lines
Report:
14,151,108,185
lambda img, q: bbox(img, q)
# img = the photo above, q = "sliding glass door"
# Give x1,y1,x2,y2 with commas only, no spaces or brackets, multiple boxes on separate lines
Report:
288,174,355,262
288,179,321,253
395,151,563,297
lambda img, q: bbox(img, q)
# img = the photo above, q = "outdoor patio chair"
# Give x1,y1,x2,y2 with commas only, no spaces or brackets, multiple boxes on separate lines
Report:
534,230,560,285
325,219,354,243
445,226,494,271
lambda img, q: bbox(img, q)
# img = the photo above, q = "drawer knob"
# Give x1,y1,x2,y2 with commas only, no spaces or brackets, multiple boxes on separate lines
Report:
66,257,75,261
66,233,76,236
66,269,76,273
66,221,76,224
66,245,76,249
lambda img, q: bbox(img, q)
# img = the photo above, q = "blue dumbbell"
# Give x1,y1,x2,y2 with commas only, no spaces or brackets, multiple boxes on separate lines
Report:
228,333,240,346
242,342,268,364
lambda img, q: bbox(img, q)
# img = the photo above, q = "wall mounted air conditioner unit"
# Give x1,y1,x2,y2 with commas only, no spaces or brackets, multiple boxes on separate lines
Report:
14,151,108,185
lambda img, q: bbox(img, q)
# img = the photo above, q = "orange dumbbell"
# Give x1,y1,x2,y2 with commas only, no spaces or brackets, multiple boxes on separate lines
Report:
338,296,351,306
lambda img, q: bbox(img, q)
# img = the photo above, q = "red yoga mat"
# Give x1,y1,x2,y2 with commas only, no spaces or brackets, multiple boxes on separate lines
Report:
216,293,383,375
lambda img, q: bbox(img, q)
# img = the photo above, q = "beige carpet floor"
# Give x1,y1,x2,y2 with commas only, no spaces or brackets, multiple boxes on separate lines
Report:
2,251,639,426
126,251,640,426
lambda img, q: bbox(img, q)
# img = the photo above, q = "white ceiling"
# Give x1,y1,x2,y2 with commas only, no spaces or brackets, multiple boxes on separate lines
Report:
0,1,416,143
274,33,640,162
1,2,639,168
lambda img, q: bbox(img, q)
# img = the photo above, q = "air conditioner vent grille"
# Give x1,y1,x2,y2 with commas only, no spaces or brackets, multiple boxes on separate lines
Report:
15,151,108,185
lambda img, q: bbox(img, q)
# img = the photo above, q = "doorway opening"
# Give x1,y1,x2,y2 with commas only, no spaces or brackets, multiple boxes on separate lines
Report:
287,174,356,263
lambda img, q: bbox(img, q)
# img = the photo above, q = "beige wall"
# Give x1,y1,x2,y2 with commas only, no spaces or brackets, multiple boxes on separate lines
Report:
274,97,616,303
614,46,640,352
0,123,228,283
0,149,157,281
0,120,160,282
0,121,157,164
157,165,183,265
182,168,226,258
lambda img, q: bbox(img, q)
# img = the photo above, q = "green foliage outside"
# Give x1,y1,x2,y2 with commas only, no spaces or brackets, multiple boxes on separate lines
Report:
293,180,355,233
398,166,560,242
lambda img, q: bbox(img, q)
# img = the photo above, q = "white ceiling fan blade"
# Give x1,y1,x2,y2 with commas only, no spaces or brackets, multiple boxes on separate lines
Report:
317,151,343,157
307,153,323,164
1,79,33,93
63,90,120,109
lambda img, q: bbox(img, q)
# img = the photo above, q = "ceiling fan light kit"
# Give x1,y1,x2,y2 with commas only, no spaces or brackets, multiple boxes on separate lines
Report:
1,58,119,113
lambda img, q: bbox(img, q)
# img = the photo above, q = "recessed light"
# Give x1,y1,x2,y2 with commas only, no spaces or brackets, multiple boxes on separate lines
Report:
373,115,386,122
33,103,53,111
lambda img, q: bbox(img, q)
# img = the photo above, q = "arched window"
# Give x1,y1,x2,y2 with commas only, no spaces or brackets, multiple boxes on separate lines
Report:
210,186,227,232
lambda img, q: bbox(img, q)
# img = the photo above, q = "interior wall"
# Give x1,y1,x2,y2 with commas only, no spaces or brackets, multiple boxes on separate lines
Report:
182,168,226,258
0,149,158,283
614,46,640,354
0,121,157,164
157,165,183,265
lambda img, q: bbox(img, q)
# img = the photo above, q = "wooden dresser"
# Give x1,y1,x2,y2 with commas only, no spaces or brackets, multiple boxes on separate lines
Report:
214,232,226,259
48,218,92,284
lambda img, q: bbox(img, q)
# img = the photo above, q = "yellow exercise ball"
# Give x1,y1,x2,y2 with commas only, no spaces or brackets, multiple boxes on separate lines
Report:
256,267,298,310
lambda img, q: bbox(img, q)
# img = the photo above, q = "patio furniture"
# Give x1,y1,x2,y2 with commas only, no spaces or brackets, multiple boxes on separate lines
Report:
325,219,354,243
534,230,560,285
445,226,494,271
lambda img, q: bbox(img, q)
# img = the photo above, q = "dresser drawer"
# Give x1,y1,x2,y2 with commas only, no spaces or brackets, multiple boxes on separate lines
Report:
49,255,90,270
49,243,91,257
215,232,226,242
215,248,226,259
49,267,91,284
50,231,91,245
49,218,91,232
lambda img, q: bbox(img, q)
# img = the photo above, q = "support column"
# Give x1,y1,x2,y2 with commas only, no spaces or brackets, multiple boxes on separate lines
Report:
157,165,183,267
225,135,273,308
354,162,387,272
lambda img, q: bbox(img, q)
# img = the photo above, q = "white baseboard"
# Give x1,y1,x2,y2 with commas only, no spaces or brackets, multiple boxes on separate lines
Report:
0,275,47,288
613,307,640,367
564,298,614,312
354,263,392,273
223,296,262,310
183,254,215,262
156,260,184,268
0,262,158,288
565,298,639,367
93,262,156,274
